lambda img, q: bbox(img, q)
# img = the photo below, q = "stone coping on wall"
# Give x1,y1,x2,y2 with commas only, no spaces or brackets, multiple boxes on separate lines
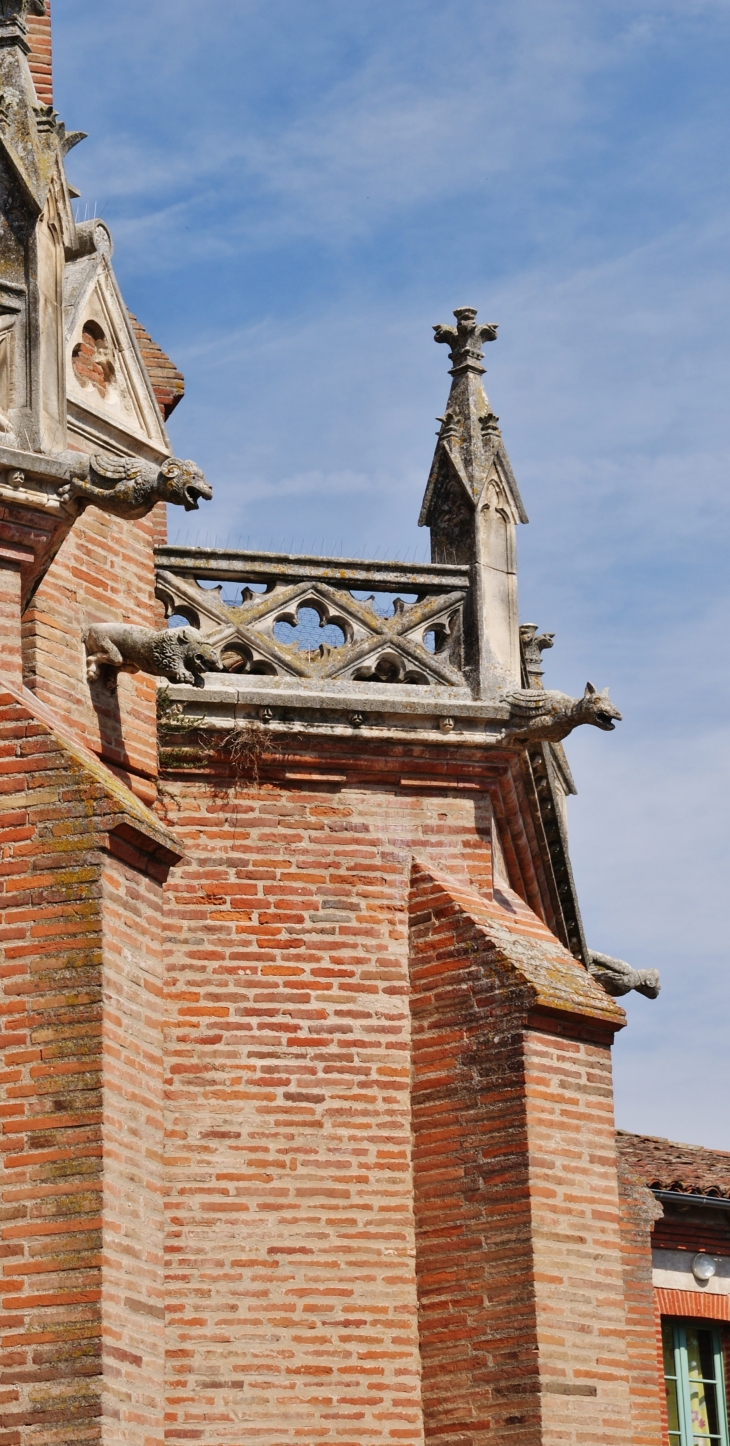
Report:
158,675,511,742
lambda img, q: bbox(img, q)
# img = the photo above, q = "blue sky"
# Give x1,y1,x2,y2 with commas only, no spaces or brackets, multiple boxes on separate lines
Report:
56,0,730,1147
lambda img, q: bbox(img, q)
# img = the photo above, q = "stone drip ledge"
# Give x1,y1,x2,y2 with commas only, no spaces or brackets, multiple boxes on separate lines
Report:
158,676,512,744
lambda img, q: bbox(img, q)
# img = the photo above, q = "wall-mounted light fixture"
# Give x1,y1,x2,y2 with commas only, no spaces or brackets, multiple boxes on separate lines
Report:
692,1253,717,1283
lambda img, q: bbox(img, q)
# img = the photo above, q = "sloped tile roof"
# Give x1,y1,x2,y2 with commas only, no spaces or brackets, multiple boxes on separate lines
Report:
128,313,184,421
617,1130,730,1199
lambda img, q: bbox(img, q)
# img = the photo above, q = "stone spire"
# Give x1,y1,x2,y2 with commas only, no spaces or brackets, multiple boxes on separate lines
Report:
419,306,528,696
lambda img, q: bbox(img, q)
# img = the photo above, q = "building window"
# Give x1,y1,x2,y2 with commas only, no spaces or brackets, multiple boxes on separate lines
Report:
663,1321,729,1446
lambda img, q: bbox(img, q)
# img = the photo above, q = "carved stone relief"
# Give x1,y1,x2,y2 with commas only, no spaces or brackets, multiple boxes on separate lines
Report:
57,452,212,519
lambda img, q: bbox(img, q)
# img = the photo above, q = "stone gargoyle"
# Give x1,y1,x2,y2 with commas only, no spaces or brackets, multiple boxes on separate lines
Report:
498,682,621,746
57,452,212,520
587,950,661,1000
84,623,224,690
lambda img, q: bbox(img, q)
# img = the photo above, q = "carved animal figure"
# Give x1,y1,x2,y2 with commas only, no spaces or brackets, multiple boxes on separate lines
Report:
499,681,621,746
587,950,660,1000
84,623,224,689
57,453,212,520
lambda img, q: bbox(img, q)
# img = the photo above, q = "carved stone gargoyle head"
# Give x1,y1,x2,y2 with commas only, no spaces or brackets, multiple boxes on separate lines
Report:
158,457,213,512
56,452,213,521
579,681,622,731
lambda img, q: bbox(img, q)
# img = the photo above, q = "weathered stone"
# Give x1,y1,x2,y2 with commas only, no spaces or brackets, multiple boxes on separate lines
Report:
83,622,224,689
57,451,212,520
588,949,661,999
499,679,622,744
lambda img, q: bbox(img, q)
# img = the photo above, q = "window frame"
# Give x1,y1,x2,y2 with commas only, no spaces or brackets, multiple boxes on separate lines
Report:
663,1319,730,1446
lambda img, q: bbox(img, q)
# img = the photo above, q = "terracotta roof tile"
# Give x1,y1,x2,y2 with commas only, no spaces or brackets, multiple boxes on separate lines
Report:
128,312,184,422
617,1130,730,1199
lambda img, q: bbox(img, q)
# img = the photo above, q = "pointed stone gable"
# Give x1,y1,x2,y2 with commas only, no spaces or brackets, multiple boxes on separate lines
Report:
64,228,172,457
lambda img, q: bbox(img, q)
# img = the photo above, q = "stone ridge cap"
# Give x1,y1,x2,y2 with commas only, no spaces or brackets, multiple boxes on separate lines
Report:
616,1130,730,1197
0,676,180,859
410,857,625,1027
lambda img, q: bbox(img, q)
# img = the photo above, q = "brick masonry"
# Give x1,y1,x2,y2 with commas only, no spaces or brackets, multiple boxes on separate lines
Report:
0,678,178,1446
1,5,725,1434
408,858,629,1446
26,3,52,107
152,764,631,1446
616,1156,664,1446
22,504,167,784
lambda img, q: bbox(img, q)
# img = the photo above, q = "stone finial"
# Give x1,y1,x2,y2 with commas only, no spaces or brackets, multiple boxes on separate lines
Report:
433,307,498,376
420,308,527,694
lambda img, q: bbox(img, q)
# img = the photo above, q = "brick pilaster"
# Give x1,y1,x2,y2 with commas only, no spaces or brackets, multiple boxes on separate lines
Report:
408,859,630,1446
617,1159,664,1446
0,550,33,688
0,681,178,1446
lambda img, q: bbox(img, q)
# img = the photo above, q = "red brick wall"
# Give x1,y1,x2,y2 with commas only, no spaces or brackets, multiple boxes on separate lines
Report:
524,1028,632,1446
408,863,539,1446
407,859,631,1446
156,768,625,1446
0,682,176,1446
26,2,52,108
22,507,166,782
0,685,104,1446
0,557,26,686
159,782,502,1446
100,856,165,1446
617,1161,664,1446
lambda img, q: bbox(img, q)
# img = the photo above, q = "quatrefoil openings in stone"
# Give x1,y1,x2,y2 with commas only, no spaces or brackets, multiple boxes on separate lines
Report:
273,605,347,655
